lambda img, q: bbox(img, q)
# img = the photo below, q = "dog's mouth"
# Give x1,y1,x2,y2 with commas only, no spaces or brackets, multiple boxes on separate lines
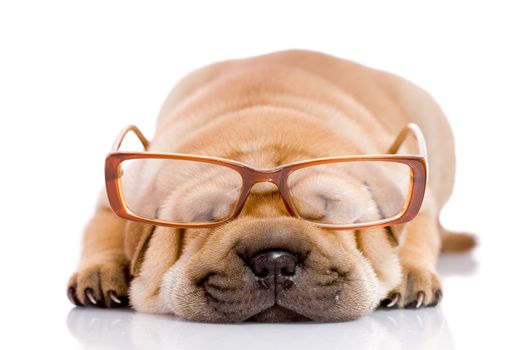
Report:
196,248,350,322
246,305,311,322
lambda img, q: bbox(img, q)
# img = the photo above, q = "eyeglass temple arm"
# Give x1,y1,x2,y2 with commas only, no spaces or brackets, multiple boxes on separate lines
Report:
387,123,428,159
111,125,150,152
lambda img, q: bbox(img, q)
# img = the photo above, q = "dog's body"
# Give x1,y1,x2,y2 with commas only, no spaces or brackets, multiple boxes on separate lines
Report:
68,50,475,321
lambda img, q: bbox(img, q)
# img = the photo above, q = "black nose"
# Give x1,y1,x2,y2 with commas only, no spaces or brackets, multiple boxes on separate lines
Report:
248,250,298,279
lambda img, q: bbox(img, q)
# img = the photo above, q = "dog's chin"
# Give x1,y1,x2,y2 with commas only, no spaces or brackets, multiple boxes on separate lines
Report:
246,305,311,322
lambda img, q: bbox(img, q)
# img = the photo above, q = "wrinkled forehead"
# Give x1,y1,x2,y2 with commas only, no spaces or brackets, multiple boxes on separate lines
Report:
122,158,241,208
129,157,407,196
151,159,240,188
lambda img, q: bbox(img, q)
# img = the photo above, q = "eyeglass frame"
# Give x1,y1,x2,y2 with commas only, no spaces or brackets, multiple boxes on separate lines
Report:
105,123,428,230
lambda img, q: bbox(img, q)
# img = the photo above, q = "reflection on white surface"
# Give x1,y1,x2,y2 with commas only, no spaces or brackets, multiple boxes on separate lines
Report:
65,246,482,350
67,306,453,350
437,252,479,277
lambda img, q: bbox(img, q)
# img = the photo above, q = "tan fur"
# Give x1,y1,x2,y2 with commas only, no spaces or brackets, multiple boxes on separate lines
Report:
68,50,475,320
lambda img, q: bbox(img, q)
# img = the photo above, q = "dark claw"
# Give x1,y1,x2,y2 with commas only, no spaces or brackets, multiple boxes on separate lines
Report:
406,291,425,309
429,290,443,307
108,291,129,308
436,290,443,303
67,286,82,306
118,295,129,307
108,290,121,305
416,291,425,308
435,290,443,304
380,298,392,307
385,293,400,308
84,288,100,307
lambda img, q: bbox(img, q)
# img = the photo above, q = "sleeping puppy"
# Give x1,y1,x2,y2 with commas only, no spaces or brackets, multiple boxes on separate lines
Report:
67,50,475,322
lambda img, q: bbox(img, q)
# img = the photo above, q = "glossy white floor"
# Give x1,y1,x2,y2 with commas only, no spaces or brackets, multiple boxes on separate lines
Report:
2,2,524,349
9,235,525,350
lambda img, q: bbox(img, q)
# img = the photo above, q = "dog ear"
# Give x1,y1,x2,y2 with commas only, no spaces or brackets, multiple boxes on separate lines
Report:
122,179,163,277
365,172,407,245
124,221,155,277
384,223,406,246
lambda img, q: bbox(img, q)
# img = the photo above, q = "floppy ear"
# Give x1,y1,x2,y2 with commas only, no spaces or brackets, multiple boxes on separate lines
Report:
122,190,185,277
365,172,407,245
124,221,155,277
384,224,406,246
122,178,161,276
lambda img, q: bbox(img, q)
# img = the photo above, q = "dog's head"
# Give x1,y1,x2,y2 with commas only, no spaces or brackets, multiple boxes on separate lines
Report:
125,111,403,322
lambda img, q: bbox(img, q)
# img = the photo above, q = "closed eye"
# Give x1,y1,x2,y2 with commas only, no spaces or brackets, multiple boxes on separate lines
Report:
156,185,240,223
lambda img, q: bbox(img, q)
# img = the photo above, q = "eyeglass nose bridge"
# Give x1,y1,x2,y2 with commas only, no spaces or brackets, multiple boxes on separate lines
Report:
243,167,286,187
234,167,297,218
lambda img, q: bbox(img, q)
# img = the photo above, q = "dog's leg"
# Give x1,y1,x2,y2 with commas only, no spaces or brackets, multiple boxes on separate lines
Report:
67,201,130,308
383,211,444,308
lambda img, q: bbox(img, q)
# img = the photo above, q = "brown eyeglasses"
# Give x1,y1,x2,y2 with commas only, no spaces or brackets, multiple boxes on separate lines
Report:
105,123,427,230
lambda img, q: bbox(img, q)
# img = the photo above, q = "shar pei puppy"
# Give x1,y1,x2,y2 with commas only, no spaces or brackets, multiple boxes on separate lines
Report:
67,50,475,322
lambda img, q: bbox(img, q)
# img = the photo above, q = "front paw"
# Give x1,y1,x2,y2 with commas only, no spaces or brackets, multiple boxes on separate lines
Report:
67,258,130,308
382,265,443,309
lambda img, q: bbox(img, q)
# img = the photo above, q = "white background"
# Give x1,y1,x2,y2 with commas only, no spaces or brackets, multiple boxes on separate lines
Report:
1,1,524,349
